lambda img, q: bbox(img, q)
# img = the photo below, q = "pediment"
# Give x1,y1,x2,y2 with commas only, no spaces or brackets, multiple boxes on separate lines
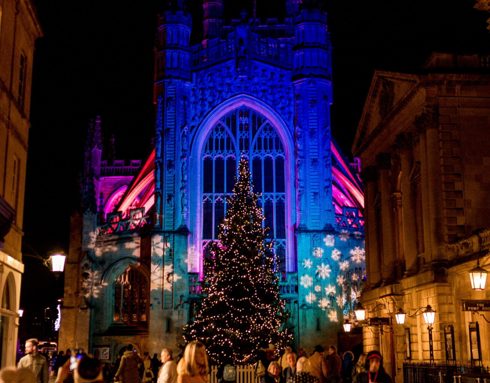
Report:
353,71,420,155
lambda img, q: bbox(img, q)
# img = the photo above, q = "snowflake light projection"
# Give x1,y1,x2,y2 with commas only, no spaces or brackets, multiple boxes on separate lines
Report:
300,274,313,289
325,284,336,296
303,259,313,269
305,292,317,304
299,232,366,325
318,298,330,309
81,267,107,300
331,249,341,261
339,230,350,241
316,263,332,279
323,235,335,247
312,247,324,258
339,260,350,271
350,246,365,264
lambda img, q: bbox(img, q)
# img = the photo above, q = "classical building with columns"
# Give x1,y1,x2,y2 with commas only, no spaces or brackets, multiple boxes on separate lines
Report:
59,1,366,360
353,52,490,381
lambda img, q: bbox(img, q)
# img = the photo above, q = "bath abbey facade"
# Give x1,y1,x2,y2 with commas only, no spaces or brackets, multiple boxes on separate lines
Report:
59,0,365,360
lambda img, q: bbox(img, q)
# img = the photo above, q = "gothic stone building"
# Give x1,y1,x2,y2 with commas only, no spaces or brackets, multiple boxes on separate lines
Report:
59,1,365,359
353,53,490,381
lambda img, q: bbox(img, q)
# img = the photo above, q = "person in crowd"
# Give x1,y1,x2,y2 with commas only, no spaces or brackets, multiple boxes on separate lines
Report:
17,338,49,383
280,347,293,371
114,344,142,383
255,349,269,383
158,348,177,383
151,353,161,383
341,351,354,383
142,352,154,383
353,351,392,383
54,354,103,383
265,362,281,383
296,348,307,360
294,357,318,383
176,341,209,383
324,346,341,383
281,352,296,383
0,367,36,383
351,354,366,383
307,346,326,383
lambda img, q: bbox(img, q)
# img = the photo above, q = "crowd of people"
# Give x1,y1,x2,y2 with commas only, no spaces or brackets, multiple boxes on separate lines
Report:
4,338,392,383
253,345,392,383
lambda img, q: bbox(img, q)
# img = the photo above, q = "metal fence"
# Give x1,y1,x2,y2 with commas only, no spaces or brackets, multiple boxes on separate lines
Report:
403,363,490,383
210,365,256,383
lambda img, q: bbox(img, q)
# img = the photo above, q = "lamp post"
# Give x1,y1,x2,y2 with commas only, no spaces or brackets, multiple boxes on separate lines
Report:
422,305,436,364
20,250,66,342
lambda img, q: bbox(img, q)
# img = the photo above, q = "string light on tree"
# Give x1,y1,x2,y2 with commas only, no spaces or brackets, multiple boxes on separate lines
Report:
183,158,291,366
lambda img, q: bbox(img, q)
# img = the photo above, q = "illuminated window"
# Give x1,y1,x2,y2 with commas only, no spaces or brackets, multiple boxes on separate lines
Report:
202,107,286,271
113,266,149,326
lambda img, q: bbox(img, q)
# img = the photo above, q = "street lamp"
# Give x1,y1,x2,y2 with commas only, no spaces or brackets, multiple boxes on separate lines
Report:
469,260,487,291
354,302,366,321
422,305,436,364
343,320,352,333
394,308,406,325
50,253,66,272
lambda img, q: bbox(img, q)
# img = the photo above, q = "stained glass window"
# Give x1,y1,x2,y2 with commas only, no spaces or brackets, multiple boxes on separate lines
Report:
113,266,149,326
201,107,286,271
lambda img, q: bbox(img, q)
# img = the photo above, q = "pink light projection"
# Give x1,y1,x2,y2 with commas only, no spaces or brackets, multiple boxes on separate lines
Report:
102,143,364,227
111,149,156,218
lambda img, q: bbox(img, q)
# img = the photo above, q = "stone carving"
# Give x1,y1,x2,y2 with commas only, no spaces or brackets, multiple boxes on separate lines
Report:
189,62,293,136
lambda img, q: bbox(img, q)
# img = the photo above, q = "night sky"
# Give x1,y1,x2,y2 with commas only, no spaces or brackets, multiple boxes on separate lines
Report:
24,0,490,256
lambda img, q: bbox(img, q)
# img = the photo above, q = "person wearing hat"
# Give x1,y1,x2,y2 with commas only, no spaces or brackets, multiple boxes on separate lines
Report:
353,351,392,383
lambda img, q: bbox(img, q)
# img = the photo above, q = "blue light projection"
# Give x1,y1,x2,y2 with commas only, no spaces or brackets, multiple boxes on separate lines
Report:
79,1,366,352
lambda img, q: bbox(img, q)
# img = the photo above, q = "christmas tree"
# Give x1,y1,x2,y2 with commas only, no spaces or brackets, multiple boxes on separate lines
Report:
183,158,291,365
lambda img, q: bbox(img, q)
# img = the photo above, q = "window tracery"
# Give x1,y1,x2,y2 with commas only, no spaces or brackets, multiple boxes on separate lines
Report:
201,106,287,272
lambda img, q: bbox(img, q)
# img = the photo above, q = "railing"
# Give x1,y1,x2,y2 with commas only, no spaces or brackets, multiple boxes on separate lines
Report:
210,365,256,383
403,363,490,383
97,208,150,236
279,272,298,298
191,37,293,69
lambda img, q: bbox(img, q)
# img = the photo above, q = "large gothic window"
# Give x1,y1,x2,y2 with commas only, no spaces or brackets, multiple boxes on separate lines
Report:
113,266,149,326
202,107,286,271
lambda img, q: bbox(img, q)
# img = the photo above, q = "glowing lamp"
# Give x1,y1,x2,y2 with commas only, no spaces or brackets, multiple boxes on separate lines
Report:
354,303,366,321
469,262,487,291
343,322,351,333
18,309,24,318
422,305,435,326
50,253,66,272
395,308,406,325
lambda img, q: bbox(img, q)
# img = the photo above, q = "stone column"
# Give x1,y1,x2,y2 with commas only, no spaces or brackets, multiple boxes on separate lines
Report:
416,108,444,262
398,134,418,274
377,153,396,283
362,167,381,287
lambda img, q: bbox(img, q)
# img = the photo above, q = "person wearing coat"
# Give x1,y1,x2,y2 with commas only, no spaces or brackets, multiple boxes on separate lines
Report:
115,345,142,383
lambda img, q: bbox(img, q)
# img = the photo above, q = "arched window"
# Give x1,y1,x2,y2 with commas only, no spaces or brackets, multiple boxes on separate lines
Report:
113,266,149,326
202,106,286,271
